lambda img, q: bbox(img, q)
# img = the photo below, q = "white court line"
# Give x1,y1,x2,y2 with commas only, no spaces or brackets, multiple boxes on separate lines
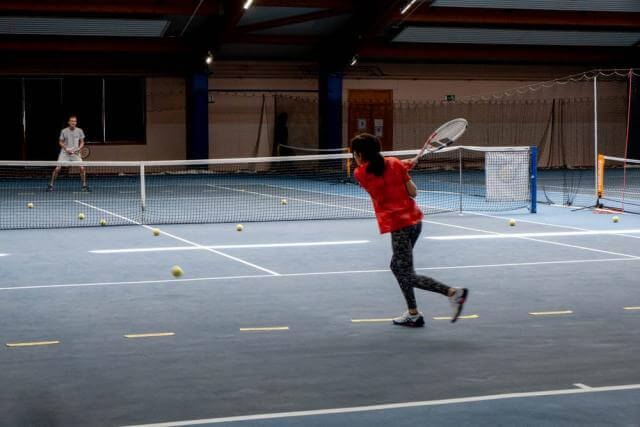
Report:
426,229,640,240
74,201,280,276
90,240,370,254
422,218,639,259
464,210,640,241
121,382,640,426
251,182,640,259
1,257,638,292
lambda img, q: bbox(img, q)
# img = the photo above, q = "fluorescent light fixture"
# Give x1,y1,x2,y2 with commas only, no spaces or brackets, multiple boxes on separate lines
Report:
401,0,419,14
243,0,254,10
350,55,358,66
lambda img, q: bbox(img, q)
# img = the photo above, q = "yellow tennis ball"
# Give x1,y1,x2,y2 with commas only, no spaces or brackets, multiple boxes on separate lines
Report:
236,224,244,232
78,213,85,220
281,199,288,206
152,228,161,236
509,218,516,226
612,216,620,223
99,219,107,226
27,202,34,209
171,265,183,277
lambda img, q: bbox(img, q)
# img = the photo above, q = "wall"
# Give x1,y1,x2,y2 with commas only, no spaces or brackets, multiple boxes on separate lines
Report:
89,77,186,161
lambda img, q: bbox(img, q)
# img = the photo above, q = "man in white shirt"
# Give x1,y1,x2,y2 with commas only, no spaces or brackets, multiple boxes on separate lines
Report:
48,115,89,192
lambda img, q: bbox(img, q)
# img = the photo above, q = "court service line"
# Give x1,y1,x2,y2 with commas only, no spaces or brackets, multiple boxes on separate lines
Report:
2,257,639,292
122,383,640,427
89,240,370,254
426,229,640,240
422,218,639,259
464,210,640,241
238,183,640,259
74,201,279,276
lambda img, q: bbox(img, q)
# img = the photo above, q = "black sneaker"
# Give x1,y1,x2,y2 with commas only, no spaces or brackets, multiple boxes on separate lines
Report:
449,288,469,323
81,185,91,192
392,311,425,328
47,184,54,192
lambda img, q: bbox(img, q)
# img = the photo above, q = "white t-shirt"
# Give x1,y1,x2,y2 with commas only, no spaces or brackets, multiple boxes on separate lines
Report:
59,127,85,151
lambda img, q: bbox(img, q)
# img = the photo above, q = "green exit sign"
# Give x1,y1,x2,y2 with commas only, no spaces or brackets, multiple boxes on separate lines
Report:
445,94,456,102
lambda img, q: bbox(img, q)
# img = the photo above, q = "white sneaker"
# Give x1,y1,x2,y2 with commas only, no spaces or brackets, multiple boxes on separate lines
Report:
392,311,425,327
449,288,469,323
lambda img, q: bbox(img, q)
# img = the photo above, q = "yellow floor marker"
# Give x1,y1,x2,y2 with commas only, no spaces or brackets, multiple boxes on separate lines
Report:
239,327,289,332
124,332,175,339
6,340,60,348
433,314,479,321
529,310,573,316
351,318,393,323
623,307,640,311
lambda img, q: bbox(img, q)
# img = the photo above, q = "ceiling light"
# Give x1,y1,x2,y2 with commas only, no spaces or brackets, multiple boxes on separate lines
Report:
205,51,213,65
243,0,254,10
401,0,419,15
350,55,359,66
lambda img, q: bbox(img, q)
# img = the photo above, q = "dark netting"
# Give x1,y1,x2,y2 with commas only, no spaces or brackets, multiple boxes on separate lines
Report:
0,147,532,230
597,156,640,214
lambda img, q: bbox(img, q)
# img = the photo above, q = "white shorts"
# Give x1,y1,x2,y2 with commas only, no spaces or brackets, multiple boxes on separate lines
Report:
58,151,83,162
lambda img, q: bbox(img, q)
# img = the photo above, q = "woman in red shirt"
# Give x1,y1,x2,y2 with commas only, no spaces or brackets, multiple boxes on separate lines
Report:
352,133,468,327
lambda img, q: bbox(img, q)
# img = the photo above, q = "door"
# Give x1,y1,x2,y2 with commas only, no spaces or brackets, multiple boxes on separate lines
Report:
348,89,393,151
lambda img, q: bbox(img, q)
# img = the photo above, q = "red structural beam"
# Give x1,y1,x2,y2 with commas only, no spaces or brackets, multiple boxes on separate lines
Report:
236,9,349,33
360,42,640,65
0,36,192,53
405,7,640,30
254,0,352,10
0,0,221,16
228,34,323,45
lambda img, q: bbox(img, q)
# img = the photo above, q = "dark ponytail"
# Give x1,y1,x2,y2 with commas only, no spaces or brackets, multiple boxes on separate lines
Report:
351,133,385,177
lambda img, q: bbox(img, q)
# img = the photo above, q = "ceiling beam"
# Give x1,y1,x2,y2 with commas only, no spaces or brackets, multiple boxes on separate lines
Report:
318,0,421,71
254,0,353,10
405,7,640,31
228,34,323,45
360,42,640,65
0,0,221,16
0,36,191,53
236,9,349,33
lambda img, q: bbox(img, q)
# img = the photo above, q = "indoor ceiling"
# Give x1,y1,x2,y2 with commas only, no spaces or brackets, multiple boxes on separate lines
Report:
0,0,637,74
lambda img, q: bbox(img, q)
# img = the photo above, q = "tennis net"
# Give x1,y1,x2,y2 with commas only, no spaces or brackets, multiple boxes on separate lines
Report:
0,146,535,229
597,155,640,214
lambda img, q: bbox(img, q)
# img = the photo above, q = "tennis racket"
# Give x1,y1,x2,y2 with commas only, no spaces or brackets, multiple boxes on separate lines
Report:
78,146,91,159
414,118,468,161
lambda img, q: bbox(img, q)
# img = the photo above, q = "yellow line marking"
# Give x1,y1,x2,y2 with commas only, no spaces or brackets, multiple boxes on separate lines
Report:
124,332,175,339
351,318,393,323
529,310,573,316
624,306,640,311
239,327,289,332
6,340,60,347
433,314,479,321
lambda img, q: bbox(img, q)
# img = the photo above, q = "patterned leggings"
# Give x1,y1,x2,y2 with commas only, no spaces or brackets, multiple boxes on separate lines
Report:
390,222,451,310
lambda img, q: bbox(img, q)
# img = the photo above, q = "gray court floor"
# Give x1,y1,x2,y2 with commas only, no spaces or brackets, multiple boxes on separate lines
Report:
1,206,639,426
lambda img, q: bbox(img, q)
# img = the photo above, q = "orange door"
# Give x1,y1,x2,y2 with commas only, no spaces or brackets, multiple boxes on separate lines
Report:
348,89,393,151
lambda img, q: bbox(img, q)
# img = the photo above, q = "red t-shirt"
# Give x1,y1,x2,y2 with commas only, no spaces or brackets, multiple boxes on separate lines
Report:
355,157,424,234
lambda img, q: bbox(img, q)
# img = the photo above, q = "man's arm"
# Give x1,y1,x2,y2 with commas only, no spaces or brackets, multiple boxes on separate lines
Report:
59,138,70,153
76,138,85,153
406,180,417,198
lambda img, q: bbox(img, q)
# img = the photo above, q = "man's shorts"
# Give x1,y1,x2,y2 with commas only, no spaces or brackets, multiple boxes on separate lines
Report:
58,151,83,162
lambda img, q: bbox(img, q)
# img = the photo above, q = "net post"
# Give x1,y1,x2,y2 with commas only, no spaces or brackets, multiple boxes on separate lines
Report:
140,163,146,212
597,154,605,202
458,148,463,212
529,146,537,213
593,75,599,201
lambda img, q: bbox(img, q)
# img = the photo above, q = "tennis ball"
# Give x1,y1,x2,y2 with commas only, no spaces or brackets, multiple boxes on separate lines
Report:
152,228,161,236
509,218,516,226
171,265,183,277
281,199,288,206
99,219,107,226
27,202,34,209
612,216,620,223
78,213,85,220
236,224,244,232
